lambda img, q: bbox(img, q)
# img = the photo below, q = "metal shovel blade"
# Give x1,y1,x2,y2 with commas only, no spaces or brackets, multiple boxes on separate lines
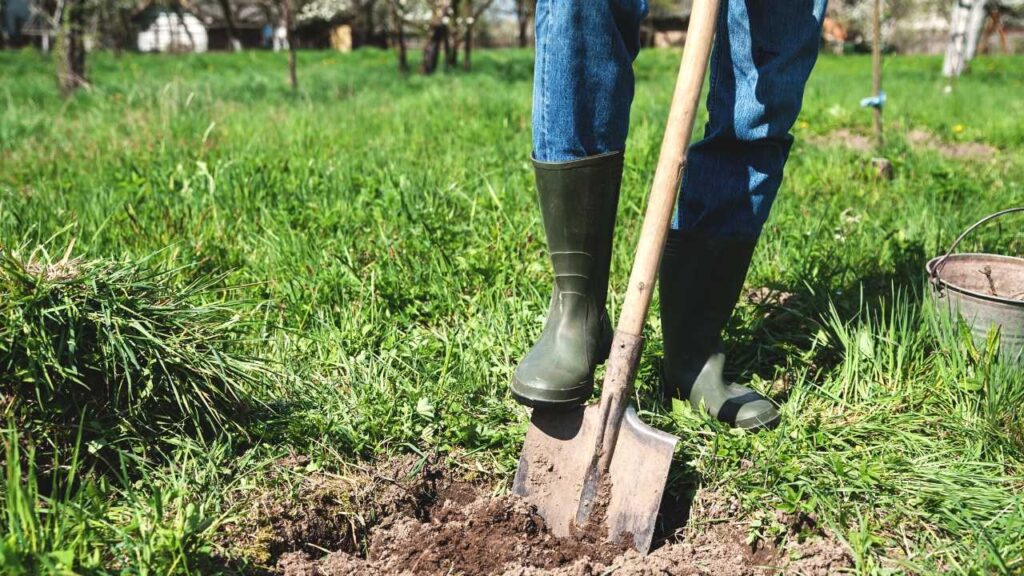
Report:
512,403,678,553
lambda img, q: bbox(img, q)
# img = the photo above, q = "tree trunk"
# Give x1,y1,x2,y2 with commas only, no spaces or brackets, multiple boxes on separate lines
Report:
421,3,448,75
871,0,882,150
515,0,531,48
962,0,988,64
444,33,456,70
282,0,298,90
56,0,88,97
390,2,409,73
463,0,494,71
442,28,454,70
421,25,444,74
217,0,242,51
444,0,460,70
943,0,986,78
362,0,376,46
115,6,134,56
174,6,197,52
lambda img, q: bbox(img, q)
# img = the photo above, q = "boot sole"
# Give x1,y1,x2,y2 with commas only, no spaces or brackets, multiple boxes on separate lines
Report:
735,410,781,431
659,365,781,431
510,377,594,412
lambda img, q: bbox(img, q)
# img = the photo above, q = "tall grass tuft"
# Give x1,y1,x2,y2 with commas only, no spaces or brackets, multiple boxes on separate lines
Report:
0,244,269,466
1,426,106,575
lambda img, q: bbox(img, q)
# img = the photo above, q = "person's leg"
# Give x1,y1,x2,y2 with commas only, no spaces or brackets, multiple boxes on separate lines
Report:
512,0,647,408
678,0,826,237
661,0,827,429
531,0,647,162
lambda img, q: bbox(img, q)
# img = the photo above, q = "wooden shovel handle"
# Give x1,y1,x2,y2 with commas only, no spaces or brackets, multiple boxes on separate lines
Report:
617,0,720,337
591,0,721,471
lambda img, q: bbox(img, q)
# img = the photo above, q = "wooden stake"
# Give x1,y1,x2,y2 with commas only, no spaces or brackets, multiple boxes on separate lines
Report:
872,0,883,150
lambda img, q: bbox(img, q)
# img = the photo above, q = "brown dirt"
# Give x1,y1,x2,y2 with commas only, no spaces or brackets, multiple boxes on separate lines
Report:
217,453,446,569
745,287,797,310
569,477,625,549
219,456,852,575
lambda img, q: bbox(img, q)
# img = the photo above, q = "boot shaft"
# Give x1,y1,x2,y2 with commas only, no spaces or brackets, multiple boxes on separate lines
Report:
510,152,624,409
658,231,757,374
658,232,780,430
534,151,623,312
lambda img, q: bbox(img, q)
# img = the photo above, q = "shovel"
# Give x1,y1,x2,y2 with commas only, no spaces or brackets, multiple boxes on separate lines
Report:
512,0,722,553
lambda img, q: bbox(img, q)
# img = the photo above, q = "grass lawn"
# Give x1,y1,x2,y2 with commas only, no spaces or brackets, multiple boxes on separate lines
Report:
2,48,1023,574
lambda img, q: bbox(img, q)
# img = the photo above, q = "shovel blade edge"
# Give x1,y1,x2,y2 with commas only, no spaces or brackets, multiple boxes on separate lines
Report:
602,405,679,553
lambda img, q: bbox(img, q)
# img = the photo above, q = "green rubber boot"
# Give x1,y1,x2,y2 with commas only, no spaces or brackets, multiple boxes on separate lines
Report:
659,231,780,430
511,152,623,410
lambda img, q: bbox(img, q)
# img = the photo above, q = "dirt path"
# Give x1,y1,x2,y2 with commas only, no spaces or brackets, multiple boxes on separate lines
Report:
804,127,997,160
220,456,851,576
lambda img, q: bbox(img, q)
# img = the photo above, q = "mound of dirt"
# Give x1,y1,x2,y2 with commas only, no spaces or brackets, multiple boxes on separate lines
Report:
224,456,852,576
279,494,626,576
218,454,445,568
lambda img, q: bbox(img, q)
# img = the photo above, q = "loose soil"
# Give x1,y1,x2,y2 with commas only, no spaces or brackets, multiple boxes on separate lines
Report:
220,455,852,575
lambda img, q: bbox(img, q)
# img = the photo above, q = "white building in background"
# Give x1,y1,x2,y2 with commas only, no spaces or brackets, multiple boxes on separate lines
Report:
137,10,209,53
273,25,289,51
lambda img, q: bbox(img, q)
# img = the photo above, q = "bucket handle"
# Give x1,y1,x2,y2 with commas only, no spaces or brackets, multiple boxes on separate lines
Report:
930,206,1024,288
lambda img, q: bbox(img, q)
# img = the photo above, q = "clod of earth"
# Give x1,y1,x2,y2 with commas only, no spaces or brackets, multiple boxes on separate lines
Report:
220,456,852,575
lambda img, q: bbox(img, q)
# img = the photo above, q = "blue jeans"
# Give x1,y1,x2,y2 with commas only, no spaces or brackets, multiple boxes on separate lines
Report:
532,0,827,240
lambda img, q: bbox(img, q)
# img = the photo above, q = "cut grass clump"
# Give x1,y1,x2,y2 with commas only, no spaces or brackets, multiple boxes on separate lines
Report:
0,245,268,466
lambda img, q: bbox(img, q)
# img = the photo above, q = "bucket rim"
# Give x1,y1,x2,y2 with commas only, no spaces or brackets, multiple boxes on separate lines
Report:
926,252,1024,306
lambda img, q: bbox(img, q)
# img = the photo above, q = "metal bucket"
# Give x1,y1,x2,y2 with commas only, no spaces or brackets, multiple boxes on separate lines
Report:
927,207,1024,364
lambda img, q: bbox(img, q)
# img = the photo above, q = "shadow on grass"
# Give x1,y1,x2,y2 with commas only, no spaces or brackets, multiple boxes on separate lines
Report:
729,237,930,395
638,236,930,545
653,477,698,547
